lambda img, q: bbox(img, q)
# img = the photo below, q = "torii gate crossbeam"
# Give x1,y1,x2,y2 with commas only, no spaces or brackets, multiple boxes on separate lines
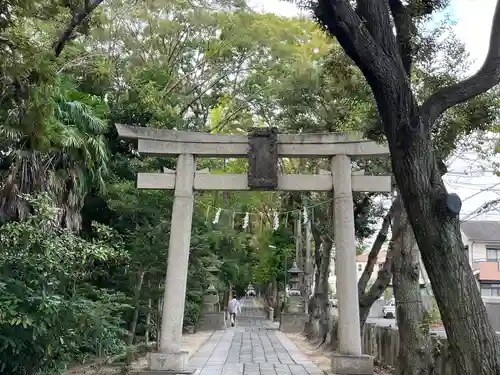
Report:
116,124,391,375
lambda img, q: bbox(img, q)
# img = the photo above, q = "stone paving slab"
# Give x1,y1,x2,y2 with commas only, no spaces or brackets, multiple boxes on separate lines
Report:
188,298,325,375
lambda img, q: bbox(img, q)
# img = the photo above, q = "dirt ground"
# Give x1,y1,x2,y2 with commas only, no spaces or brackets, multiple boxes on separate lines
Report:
64,330,214,375
285,333,393,375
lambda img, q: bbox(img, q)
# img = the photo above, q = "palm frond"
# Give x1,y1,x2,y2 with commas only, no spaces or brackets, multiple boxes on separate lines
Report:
56,100,107,133
0,84,110,230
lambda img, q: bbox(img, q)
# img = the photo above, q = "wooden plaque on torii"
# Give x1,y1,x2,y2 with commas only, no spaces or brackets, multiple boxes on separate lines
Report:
247,127,279,190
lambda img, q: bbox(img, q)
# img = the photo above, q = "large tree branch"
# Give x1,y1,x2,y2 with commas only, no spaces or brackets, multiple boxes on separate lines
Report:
314,1,380,75
358,197,399,296
358,235,397,327
54,0,104,57
420,0,500,128
355,0,399,58
359,200,404,329
388,0,413,76
314,1,408,98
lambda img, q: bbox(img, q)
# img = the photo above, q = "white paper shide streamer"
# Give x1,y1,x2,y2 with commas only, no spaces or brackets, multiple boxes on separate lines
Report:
302,206,308,224
243,212,249,229
273,211,279,231
212,208,222,224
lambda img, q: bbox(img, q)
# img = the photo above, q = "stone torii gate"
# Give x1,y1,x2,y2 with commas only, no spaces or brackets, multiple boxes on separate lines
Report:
116,124,391,375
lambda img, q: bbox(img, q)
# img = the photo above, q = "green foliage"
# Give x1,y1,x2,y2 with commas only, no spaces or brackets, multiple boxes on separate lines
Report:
0,77,110,229
2,1,498,373
0,194,128,375
184,295,203,327
420,297,442,335
254,227,296,286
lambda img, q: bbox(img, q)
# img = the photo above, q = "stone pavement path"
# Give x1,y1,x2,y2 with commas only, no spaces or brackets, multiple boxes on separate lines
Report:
188,298,325,375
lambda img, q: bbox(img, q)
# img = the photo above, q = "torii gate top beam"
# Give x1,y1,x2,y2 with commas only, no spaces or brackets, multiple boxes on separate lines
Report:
115,124,389,159
114,124,391,366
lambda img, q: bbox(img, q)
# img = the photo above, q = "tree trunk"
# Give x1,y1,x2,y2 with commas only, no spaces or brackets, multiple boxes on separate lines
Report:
304,219,314,300
358,243,397,330
313,234,322,294
343,15,500,374
358,198,402,330
325,319,339,351
127,270,145,346
393,209,434,375
295,215,306,297
145,296,152,346
156,282,162,351
272,279,280,313
305,222,329,340
316,237,333,345
265,282,273,308
358,198,397,296
387,116,500,374
313,0,500,372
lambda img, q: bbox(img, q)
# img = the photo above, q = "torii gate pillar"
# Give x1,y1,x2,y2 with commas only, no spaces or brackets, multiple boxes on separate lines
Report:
115,124,390,374
331,155,372,374
149,154,195,372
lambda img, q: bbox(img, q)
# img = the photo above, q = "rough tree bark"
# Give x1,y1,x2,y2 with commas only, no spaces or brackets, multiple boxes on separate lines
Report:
264,280,280,317
265,282,273,308
304,220,314,301
145,296,152,346
305,225,332,344
393,209,434,375
295,214,307,297
127,270,145,346
358,199,396,296
54,0,104,57
314,0,500,373
305,223,324,338
269,280,280,315
358,239,397,329
156,282,163,351
315,237,333,344
358,197,400,330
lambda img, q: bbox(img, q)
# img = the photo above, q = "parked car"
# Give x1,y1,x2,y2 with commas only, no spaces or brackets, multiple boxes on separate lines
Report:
382,298,396,319
329,298,338,307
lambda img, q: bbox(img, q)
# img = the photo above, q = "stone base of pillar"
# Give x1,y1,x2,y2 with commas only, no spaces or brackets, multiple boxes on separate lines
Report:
143,351,190,372
197,312,225,331
330,352,373,375
268,307,274,321
279,312,308,333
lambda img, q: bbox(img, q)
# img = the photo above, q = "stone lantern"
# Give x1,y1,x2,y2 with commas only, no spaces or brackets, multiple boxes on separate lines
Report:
207,283,217,292
203,284,219,313
287,262,303,295
197,268,225,331
279,261,308,333
206,265,219,277
206,265,223,306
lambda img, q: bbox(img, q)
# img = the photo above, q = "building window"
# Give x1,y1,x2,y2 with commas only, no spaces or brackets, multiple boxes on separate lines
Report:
486,246,500,262
357,264,363,272
481,283,500,297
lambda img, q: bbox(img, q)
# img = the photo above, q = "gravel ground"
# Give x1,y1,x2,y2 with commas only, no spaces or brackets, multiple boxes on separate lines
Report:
64,330,215,375
285,333,393,375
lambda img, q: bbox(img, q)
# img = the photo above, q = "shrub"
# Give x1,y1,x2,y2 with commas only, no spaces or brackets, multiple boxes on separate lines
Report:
0,195,128,374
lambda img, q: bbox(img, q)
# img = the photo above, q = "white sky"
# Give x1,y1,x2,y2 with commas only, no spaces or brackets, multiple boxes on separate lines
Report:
248,0,500,221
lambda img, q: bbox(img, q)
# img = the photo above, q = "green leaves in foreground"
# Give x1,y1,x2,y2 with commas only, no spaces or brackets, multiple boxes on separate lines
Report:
0,194,129,375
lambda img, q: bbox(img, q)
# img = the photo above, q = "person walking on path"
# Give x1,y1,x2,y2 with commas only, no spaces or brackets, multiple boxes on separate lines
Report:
227,296,241,327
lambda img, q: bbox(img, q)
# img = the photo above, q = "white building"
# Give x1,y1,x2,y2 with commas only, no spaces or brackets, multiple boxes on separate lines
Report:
328,246,428,296
461,220,500,296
